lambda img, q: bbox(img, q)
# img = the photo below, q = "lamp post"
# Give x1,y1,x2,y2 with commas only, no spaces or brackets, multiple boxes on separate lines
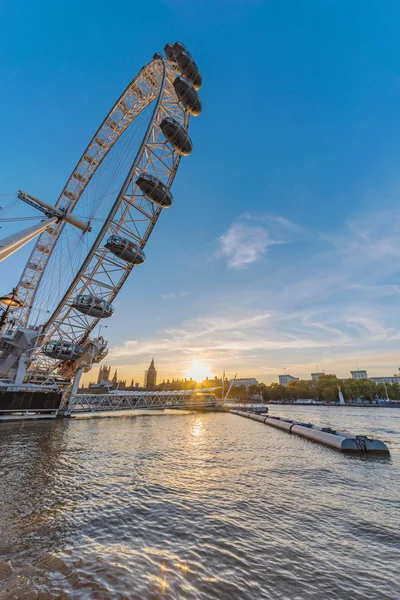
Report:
0,288,23,332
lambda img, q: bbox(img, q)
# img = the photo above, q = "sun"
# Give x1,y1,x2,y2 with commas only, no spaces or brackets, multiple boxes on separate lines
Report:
185,360,211,382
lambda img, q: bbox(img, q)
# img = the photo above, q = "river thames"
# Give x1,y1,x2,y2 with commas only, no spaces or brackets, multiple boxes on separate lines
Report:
1,406,399,599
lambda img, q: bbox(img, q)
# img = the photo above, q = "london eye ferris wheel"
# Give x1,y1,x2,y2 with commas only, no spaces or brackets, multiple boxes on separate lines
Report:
0,42,202,388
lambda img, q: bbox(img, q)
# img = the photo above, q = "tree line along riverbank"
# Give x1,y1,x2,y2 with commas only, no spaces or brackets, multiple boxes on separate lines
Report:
226,374,400,404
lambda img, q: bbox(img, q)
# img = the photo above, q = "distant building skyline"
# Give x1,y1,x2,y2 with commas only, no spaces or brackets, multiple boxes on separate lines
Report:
278,369,400,387
311,372,325,381
351,370,368,380
144,359,157,390
229,377,259,388
279,374,299,387
97,365,110,385
369,375,400,385
83,362,400,390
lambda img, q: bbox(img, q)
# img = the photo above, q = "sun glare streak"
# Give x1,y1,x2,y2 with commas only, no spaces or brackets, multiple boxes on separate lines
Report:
175,562,191,573
185,359,211,381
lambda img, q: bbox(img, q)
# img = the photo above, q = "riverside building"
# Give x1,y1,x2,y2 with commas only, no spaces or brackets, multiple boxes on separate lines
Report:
279,374,299,386
350,370,368,380
229,377,259,388
311,372,324,381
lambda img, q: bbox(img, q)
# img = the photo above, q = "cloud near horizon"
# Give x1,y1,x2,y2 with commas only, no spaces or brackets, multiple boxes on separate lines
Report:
102,207,400,383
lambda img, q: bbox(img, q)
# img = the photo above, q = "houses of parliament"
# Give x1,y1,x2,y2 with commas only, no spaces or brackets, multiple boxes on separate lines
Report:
80,359,158,393
80,359,222,394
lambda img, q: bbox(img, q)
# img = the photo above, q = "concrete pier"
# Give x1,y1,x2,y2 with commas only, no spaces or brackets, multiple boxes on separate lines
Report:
231,411,390,455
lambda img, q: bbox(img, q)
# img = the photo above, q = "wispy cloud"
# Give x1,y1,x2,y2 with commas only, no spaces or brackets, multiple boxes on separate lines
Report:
217,213,303,269
161,291,188,300
106,206,400,383
108,300,400,381
244,213,309,236
108,308,353,368
219,223,278,268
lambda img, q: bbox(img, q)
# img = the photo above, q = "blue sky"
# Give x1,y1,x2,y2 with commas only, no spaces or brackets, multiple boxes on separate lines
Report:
2,0,400,384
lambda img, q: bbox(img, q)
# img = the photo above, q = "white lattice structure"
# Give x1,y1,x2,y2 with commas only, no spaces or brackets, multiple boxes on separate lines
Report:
66,391,219,415
0,42,202,394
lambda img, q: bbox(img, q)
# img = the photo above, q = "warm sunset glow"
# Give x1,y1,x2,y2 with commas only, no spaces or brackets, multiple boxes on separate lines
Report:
185,360,211,381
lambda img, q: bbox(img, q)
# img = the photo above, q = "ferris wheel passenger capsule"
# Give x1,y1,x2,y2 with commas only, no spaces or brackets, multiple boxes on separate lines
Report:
172,42,193,58
164,43,177,63
27,262,43,272
173,76,202,116
63,190,79,202
42,340,83,360
72,295,114,318
136,173,173,207
105,235,146,264
160,117,192,156
172,42,202,90
36,244,51,254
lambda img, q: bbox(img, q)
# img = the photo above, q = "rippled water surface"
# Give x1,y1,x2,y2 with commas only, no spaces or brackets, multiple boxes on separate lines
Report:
1,407,400,599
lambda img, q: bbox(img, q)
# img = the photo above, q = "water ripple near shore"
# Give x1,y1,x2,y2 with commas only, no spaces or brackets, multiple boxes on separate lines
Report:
0,407,399,599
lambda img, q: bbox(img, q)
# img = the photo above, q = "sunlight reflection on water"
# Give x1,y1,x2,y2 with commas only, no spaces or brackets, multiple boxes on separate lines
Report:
0,407,399,599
